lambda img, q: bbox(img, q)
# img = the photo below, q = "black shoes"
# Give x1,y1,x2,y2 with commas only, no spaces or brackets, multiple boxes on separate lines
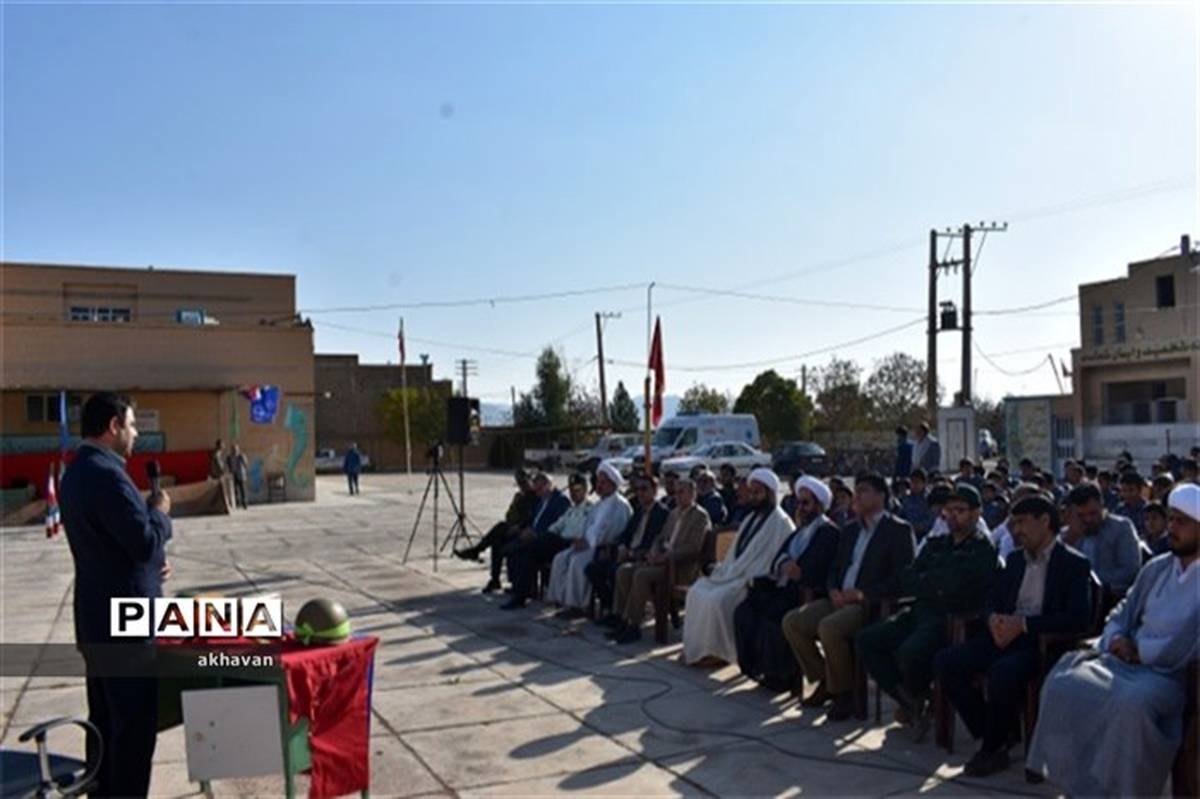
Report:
455,548,482,563
895,686,931,743
604,622,627,640
499,597,527,611
614,627,641,645
597,614,622,629
802,682,832,708
964,748,1010,778
481,579,501,594
826,693,856,721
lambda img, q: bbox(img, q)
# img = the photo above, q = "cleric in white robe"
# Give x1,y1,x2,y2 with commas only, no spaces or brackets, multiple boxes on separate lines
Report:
546,461,632,612
683,468,795,665
1026,482,1200,797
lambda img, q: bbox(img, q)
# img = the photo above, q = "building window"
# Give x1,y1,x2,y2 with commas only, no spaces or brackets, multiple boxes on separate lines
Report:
1103,378,1188,425
1156,275,1176,308
1091,305,1104,346
26,395,45,422
1113,301,1126,343
25,394,65,423
67,306,132,323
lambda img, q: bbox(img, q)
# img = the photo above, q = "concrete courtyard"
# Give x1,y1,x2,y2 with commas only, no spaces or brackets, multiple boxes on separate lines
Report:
1,472,1054,797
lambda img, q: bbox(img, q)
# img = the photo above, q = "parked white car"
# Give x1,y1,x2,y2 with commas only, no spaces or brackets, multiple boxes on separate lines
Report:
576,433,645,473
315,448,372,473
603,446,646,479
661,441,771,478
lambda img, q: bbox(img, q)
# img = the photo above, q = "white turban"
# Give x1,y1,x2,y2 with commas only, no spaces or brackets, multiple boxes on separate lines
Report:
795,475,833,511
596,461,624,489
1168,483,1200,522
748,468,780,496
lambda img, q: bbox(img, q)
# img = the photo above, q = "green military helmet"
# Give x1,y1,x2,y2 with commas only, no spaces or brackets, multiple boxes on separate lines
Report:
293,598,351,646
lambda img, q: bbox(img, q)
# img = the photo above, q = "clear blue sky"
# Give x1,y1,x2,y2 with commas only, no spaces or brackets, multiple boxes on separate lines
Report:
4,2,1196,410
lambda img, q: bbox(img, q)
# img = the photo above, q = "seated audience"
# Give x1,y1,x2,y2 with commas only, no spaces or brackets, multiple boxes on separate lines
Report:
544,462,632,616
1144,501,1170,556
857,484,999,740
1097,469,1121,512
933,494,1092,777
608,478,711,644
696,469,728,527
956,458,983,490
981,481,1008,531
900,469,933,539
718,463,739,513
500,472,573,609
1061,483,1141,596
682,469,794,666
828,480,856,528
591,475,670,623
782,473,915,720
1026,483,1200,796
734,476,840,691
661,470,679,509
455,468,539,592
1116,470,1149,539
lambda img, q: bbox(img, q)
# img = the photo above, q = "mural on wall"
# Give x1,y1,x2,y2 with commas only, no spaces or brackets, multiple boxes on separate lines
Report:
248,458,264,496
284,404,311,488
1006,399,1052,468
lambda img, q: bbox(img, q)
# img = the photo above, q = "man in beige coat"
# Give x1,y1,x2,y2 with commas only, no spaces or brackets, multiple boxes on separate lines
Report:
609,478,711,645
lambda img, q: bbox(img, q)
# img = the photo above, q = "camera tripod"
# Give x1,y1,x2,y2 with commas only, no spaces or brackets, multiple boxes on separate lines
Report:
402,444,478,571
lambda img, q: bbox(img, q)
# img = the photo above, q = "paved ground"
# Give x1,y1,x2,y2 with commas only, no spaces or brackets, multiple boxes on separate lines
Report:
1,472,1055,797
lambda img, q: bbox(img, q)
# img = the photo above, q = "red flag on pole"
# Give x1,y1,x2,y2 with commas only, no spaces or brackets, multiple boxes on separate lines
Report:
648,316,665,426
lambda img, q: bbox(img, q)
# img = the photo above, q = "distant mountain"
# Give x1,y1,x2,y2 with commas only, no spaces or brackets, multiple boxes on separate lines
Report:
480,402,512,426
478,395,686,428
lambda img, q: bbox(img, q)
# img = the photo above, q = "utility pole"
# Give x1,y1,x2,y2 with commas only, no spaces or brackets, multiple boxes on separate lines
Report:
456,359,478,397
927,221,1006,413
961,223,973,407
510,386,517,425
927,229,939,422
594,311,621,427
800,364,808,396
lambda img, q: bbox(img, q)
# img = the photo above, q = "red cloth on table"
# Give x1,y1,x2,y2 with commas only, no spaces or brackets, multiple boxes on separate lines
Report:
280,635,378,799
158,635,378,799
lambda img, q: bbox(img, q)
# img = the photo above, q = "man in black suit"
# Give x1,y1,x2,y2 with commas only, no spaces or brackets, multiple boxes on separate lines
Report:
782,472,916,720
592,475,670,625
933,493,1093,778
501,472,573,609
59,393,173,797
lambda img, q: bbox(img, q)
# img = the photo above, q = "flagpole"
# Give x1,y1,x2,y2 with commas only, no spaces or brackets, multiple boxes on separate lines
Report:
643,284,656,479
400,317,412,475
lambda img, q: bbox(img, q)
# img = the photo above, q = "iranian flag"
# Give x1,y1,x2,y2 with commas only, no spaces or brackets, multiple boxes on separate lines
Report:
45,464,61,538
648,317,665,426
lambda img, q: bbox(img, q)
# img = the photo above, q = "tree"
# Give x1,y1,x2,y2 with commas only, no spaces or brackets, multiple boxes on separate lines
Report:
512,392,544,429
379,386,449,448
610,381,640,433
678,383,731,415
732,370,812,447
812,357,873,433
532,347,572,429
864,352,931,428
567,384,604,429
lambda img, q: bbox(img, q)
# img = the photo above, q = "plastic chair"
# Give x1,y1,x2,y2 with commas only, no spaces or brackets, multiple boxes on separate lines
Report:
0,717,102,798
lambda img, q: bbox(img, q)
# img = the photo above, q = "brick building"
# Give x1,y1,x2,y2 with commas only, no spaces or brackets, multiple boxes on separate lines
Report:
0,261,317,503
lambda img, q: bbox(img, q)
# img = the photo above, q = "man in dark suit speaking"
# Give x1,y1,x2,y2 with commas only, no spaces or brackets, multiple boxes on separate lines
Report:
60,392,173,797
